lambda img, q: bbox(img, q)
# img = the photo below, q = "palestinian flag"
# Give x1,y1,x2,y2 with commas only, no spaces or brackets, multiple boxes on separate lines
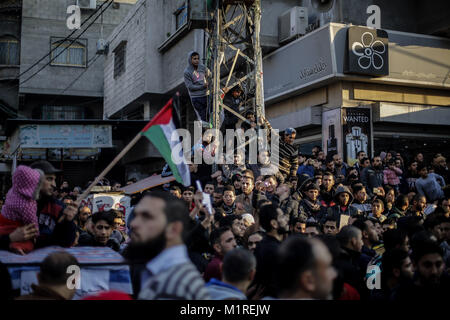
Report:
141,98,191,186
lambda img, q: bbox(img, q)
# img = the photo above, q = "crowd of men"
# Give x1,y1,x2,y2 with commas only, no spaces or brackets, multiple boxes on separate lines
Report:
1,123,449,301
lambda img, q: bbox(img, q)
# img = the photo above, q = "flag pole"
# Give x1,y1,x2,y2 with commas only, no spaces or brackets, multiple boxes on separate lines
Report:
78,132,142,201
77,97,174,202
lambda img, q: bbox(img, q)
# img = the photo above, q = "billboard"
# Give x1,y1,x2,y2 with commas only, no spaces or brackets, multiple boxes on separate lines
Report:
342,107,373,166
322,108,343,159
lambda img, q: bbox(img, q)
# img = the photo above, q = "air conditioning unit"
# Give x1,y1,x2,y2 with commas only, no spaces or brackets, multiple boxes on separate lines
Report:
278,7,308,44
96,39,108,55
77,0,97,10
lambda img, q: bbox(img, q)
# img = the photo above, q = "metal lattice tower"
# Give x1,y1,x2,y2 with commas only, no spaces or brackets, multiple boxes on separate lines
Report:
206,0,265,133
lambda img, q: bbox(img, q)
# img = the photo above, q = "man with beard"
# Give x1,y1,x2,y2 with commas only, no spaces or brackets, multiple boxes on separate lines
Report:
354,151,367,174
407,194,427,218
235,170,266,215
204,227,237,282
352,218,380,271
393,241,450,301
28,160,78,248
333,153,348,183
370,248,414,301
251,204,289,298
275,236,337,300
319,172,336,208
361,156,385,199
122,191,209,300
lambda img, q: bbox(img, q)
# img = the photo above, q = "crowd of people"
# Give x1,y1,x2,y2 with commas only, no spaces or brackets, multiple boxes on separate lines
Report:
0,121,449,301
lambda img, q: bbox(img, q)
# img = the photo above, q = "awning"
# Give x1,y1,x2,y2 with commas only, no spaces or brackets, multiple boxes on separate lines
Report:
120,174,175,195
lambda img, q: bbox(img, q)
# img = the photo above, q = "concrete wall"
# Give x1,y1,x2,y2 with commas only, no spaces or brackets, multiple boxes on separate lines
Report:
20,0,136,97
0,5,22,113
104,0,147,118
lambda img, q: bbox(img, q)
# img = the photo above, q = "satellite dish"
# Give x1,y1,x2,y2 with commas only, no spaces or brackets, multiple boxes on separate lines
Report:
311,0,334,12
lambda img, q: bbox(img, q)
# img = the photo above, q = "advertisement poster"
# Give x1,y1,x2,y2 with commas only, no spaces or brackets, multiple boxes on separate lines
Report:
342,107,372,166
322,108,343,158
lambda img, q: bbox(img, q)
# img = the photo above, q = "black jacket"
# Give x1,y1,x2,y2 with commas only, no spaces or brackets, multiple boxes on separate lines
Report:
35,196,77,249
334,247,367,299
253,234,282,298
77,232,120,252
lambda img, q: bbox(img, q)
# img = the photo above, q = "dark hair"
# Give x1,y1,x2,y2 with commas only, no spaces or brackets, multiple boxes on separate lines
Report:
183,186,195,193
383,229,408,251
360,157,369,164
190,51,200,58
352,217,369,233
39,252,79,286
223,185,236,195
412,193,426,204
210,227,232,247
141,191,189,234
259,204,279,232
382,248,410,281
276,236,316,294
416,163,427,172
306,221,319,230
222,248,256,283
336,225,360,247
395,194,409,208
219,214,241,228
424,215,445,232
353,185,366,195
387,158,396,166
92,210,115,226
214,187,224,195
411,241,443,263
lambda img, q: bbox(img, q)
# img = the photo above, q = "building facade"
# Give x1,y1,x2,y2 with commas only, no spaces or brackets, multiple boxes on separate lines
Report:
1,0,138,190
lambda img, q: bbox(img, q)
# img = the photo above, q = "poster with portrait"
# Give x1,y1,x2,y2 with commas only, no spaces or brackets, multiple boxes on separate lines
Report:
342,107,373,166
322,108,343,159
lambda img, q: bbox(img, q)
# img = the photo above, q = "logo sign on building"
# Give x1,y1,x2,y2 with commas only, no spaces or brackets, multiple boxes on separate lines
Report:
345,26,389,76
342,107,373,167
19,125,112,148
322,108,343,159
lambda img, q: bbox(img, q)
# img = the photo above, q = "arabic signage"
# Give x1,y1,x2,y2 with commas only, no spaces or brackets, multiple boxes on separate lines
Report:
19,125,112,148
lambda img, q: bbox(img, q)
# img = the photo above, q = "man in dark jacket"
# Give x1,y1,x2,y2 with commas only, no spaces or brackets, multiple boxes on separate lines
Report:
320,185,360,228
319,172,336,208
335,225,366,299
221,86,243,132
251,204,289,298
29,161,78,249
78,211,120,252
361,156,384,198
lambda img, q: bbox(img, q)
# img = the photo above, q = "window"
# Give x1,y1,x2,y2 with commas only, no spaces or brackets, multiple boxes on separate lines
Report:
114,41,126,78
0,36,20,65
50,38,87,67
174,3,188,30
41,106,85,120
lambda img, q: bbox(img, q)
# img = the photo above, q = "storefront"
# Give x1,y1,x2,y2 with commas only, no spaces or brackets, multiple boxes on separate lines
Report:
263,23,450,161
1,119,150,189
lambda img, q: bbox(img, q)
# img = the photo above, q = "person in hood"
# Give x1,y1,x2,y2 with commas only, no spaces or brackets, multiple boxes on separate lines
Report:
184,51,210,123
206,248,255,300
0,165,44,253
320,185,360,228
